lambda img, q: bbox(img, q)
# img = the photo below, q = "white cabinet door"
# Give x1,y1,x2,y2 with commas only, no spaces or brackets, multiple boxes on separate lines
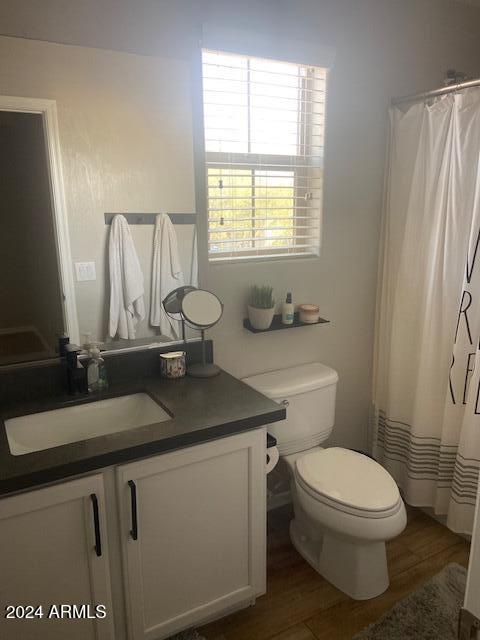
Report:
0,474,115,640
117,429,266,640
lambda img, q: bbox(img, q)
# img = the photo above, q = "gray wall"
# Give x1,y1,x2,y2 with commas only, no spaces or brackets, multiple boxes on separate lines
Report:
1,0,480,450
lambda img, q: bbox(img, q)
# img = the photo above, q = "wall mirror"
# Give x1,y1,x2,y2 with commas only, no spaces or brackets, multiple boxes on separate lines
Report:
0,37,198,366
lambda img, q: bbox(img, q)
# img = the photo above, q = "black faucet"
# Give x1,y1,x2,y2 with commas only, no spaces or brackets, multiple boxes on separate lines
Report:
64,343,88,395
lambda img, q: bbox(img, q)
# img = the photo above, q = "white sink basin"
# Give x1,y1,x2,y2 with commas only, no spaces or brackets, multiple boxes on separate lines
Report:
5,393,171,456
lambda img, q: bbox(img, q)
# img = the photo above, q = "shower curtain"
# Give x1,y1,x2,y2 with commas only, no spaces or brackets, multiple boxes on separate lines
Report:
372,88,480,534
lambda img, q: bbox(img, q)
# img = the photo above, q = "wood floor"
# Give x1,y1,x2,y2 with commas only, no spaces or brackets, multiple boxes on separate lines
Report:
201,504,470,640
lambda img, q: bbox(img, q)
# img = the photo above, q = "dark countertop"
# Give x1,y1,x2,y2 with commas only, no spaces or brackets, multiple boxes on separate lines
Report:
0,369,285,496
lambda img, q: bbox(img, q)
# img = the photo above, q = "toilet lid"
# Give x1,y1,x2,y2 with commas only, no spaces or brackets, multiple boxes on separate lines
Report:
296,447,400,512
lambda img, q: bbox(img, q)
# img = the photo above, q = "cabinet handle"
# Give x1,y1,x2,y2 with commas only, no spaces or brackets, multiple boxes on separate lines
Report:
128,480,138,541
90,493,102,557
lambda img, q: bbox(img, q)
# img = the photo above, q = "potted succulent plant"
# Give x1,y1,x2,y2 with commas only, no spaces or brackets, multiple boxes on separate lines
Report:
247,285,276,330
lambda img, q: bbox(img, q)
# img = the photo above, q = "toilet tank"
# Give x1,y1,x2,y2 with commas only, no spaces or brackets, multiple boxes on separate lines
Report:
243,363,338,456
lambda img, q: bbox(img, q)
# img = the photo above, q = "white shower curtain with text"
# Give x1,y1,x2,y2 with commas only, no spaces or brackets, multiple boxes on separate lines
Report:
373,88,480,534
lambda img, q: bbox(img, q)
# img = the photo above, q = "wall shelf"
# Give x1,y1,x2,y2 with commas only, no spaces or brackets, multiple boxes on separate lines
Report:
243,313,329,334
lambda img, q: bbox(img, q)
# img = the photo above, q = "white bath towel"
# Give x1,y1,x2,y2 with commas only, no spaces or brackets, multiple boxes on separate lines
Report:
108,215,145,339
150,213,185,338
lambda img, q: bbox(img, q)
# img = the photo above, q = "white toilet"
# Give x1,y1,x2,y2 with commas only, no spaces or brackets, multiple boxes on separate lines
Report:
243,362,407,600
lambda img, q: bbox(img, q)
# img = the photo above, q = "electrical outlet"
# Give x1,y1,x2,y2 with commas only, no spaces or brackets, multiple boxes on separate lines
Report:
75,261,96,282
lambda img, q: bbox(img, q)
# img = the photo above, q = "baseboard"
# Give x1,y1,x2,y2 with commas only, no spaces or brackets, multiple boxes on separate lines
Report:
419,506,471,541
0,325,37,335
0,324,50,349
267,490,292,511
197,596,256,628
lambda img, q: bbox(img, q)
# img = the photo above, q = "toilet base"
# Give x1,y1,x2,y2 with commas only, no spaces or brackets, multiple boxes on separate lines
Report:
289,519,389,600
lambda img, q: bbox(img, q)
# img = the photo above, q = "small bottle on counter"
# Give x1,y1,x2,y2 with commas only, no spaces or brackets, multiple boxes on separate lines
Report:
87,345,108,392
281,292,294,325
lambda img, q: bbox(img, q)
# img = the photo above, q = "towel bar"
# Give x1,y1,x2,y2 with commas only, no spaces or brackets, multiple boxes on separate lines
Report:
104,213,196,225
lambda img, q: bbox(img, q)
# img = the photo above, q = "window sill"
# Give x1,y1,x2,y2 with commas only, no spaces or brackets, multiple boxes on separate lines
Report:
208,252,321,265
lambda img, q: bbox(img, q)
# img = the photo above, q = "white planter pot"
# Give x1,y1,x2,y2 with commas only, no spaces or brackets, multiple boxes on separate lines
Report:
247,305,275,330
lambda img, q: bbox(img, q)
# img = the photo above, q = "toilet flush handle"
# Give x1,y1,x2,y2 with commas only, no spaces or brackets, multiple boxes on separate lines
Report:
281,399,289,407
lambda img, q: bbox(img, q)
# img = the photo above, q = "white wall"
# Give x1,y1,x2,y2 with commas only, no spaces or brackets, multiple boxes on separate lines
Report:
1,0,480,450
199,0,480,451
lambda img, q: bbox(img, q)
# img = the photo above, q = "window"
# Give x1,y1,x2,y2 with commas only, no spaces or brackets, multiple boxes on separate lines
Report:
202,49,327,262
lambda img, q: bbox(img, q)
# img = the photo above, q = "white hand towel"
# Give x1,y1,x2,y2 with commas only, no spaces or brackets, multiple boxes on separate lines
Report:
108,215,145,340
150,213,185,338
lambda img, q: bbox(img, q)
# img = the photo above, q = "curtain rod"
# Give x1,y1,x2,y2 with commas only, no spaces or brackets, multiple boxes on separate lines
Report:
392,77,480,106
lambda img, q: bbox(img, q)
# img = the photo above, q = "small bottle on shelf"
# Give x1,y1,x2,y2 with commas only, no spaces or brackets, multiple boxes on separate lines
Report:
281,292,294,325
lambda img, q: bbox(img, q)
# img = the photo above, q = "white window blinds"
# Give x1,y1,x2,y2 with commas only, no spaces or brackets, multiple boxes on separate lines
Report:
202,49,327,261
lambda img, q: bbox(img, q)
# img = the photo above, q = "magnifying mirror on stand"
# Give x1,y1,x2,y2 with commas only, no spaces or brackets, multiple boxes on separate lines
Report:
162,286,197,343
181,289,223,378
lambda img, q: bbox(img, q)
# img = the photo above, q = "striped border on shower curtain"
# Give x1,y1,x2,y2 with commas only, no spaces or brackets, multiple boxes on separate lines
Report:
375,411,480,507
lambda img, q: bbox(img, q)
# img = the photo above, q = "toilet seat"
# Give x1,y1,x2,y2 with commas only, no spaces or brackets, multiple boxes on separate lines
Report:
295,447,402,519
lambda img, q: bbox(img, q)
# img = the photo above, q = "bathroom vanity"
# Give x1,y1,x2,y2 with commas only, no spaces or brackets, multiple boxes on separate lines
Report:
0,366,284,640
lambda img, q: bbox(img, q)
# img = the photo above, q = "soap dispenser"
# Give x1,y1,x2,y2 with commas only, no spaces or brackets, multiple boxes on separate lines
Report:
87,345,108,392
